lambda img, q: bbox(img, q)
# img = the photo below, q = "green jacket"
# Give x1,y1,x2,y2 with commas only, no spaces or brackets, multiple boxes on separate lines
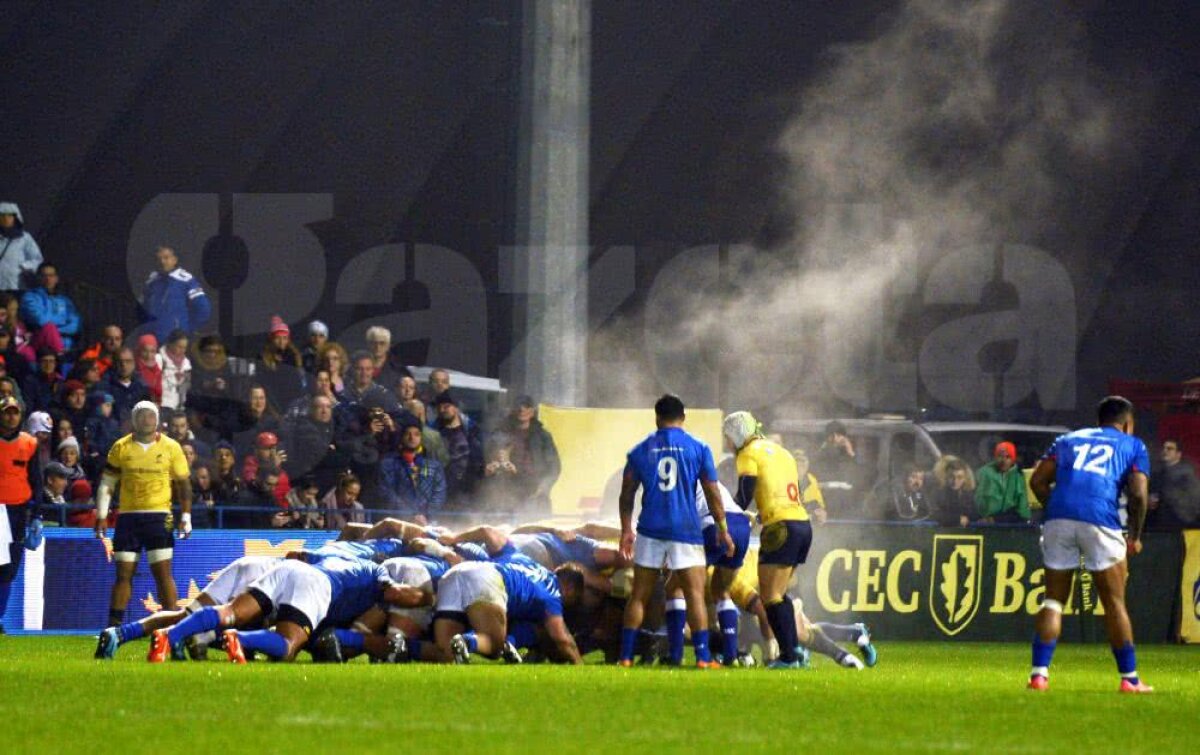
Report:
974,462,1030,521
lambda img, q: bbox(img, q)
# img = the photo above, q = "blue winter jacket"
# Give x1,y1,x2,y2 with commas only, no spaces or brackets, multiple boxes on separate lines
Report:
141,266,212,341
380,452,447,517
19,287,82,349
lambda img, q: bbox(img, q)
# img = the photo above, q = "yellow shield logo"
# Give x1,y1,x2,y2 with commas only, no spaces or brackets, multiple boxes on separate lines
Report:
929,534,984,636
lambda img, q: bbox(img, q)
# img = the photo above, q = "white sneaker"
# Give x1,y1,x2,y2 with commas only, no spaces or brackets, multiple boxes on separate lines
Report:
840,653,864,670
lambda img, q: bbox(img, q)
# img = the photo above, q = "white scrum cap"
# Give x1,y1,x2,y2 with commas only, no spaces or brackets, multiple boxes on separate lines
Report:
722,411,760,451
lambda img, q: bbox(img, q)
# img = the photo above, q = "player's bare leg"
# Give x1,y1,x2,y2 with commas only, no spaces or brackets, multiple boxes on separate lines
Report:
148,592,265,662
1028,568,1073,689
463,602,508,658
148,556,178,611
745,594,779,662
226,620,310,663
618,565,660,666
434,616,469,663
678,566,714,667
792,598,863,669
1092,560,1151,692
107,559,137,626
707,566,741,665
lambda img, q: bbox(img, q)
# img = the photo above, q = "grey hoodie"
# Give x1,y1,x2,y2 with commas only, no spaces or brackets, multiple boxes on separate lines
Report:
0,202,44,290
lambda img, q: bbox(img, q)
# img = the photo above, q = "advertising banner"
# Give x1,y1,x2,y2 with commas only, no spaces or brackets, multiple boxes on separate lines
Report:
1180,530,1200,643
2,529,336,634
790,524,1182,643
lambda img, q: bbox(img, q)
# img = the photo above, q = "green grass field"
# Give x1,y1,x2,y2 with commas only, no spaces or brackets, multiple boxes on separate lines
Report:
1,638,1196,753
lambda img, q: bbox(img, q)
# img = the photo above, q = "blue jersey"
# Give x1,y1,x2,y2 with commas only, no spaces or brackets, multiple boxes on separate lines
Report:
496,561,563,623
456,542,491,561
625,427,718,544
512,533,600,570
1043,426,1150,529
409,554,452,588
314,557,393,627
308,538,405,564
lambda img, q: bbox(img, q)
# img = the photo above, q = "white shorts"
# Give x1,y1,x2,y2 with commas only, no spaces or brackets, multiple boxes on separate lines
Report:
248,560,332,629
380,557,435,627
634,534,706,571
200,556,281,606
435,562,507,615
1041,519,1126,572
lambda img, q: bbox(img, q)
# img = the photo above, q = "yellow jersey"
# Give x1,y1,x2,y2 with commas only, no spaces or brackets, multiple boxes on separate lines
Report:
735,437,806,525
721,546,760,610
105,433,190,513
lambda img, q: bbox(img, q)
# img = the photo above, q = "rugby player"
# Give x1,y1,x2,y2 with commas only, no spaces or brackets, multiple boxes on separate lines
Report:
93,401,192,637
722,410,809,669
618,394,733,668
95,555,280,659
662,480,750,666
508,524,631,572
1027,396,1154,693
148,555,424,663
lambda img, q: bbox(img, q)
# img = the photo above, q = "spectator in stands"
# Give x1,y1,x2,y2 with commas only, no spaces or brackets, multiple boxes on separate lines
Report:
1147,439,1200,530
281,394,344,495
55,379,90,432
500,396,561,513
180,440,198,469
814,420,866,517
55,436,86,482
0,375,23,414
232,383,280,457
301,320,329,375
885,464,930,522
211,440,242,510
342,351,400,417
240,430,290,507
401,398,447,466
1,293,36,363
380,419,446,523
236,466,286,529
100,347,149,426
190,461,217,529
188,334,241,441
0,322,31,388
432,391,483,507
140,245,212,342
38,461,71,520
323,472,366,529
931,455,977,527
285,477,324,529
164,409,211,460
80,324,125,376
19,262,80,354
974,441,1031,524
67,358,102,396
424,368,451,423
284,368,339,421
318,342,350,396
83,393,119,479
792,448,827,523
365,325,407,388
397,374,419,405
134,334,163,404
23,348,61,412
66,478,94,528
157,329,191,410
479,433,523,512
255,316,306,414
25,410,53,467
0,202,43,290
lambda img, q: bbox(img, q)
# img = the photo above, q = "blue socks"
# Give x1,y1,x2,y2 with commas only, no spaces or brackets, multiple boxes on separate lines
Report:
692,629,712,664
334,629,365,651
619,627,638,662
1030,634,1057,676
237,629,290,660
765,599,798,663
1112,641,1138,683
117,621,146,644
665,598,686,664
461,631,479,653
167,606,221,646
716,599,739,662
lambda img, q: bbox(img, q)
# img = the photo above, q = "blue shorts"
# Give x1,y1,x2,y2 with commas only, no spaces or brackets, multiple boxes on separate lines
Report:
113,512,174,556
704,514,751,569
759,520,812,567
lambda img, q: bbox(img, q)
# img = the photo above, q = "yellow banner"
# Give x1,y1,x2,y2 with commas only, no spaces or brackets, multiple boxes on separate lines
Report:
538,405,725,517
1181,530,1200,643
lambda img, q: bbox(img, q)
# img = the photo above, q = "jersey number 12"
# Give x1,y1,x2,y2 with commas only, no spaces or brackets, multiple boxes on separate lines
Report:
1071,443,1113,475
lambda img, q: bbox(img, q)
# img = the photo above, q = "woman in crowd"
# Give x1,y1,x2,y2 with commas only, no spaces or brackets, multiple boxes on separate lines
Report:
158,329,191,410
323,472,365,529
135,334,163,403
318,341,350,397
931,455,978,527
256,316,305,413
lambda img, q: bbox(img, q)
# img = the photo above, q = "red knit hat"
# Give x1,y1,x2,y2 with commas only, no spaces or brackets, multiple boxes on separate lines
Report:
69,478,92,502
994,441,1017,460
269,316,290,337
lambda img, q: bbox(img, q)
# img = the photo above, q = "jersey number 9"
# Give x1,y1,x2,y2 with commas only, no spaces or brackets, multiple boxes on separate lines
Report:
657,457,678,492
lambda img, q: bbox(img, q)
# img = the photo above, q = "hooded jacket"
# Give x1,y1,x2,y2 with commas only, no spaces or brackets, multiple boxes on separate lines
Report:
20,286,81,350
0,203,43,291
141,266,212,342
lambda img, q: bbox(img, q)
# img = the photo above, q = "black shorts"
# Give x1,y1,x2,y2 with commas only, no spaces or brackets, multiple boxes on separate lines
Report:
112,512,174,556
758,520,813,567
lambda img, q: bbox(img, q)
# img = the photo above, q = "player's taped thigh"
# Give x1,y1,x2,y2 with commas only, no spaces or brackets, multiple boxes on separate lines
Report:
146,548,173,564
1041,599,1064,614
113,550,139,563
